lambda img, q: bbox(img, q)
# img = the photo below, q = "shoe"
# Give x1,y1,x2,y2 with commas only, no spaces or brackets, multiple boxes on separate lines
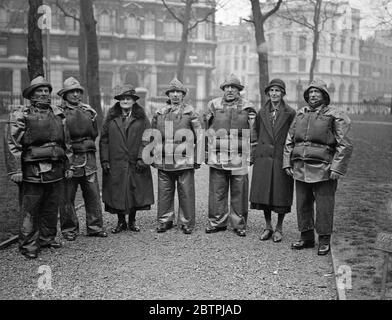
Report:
128,221,140,232
156,221,173,233
112,222,127,234
88,231,108,237
291,239,315,250
272,230,283,243
63,233,76,241
235,229,246,237
205,226,227,234
318,243,331,256
260,229,273,241
41,241,62,249
181,226,193,234
23,251,38,259
129,225,140,232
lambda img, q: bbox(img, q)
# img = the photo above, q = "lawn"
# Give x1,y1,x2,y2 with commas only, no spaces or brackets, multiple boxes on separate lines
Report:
333,120,392,299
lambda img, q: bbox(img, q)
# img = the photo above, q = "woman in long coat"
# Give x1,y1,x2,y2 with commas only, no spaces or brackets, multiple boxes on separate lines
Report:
99,86,154,233
250,79,296,242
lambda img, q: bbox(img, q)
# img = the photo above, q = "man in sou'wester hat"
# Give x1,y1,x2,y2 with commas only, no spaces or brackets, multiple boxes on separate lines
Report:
58,77,108,241
150,77,202,235
283,79,353,256
203,74,257,237
4,75,74,259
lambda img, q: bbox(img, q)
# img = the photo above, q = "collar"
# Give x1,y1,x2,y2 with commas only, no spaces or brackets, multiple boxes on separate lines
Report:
270,102,281,112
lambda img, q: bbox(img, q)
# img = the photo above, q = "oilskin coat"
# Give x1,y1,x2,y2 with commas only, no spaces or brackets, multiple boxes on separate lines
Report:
250,100,296,208
99,103,154,212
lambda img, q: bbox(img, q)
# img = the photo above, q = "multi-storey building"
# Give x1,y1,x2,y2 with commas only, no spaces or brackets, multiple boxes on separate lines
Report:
359,36,392,103
215,1,361,106
0,0,217,107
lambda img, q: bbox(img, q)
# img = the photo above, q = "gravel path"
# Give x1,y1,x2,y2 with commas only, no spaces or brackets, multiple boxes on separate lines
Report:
0,166,336,300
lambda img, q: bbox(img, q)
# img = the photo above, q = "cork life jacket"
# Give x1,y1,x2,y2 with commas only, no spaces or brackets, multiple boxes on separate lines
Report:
22,107,66,162
154,104,197,169
63,104,97,153
292,109,336,163
206,97,254,168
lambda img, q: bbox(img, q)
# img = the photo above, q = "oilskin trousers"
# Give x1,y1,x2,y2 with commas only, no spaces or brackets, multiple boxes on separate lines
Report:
208,167,248,230
19,181,62,255
295,179,337,241
60,173,104,236
157,169,195,229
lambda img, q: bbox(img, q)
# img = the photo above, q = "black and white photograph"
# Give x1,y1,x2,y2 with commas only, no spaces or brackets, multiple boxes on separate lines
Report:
0,0,392,307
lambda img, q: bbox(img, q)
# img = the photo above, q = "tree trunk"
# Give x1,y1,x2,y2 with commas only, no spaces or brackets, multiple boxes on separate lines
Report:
27,0,44,80
250,0,269,106
80,0,102,126
78,24,87,103
309,0,322,83
176,0,193,82
309,29,319,83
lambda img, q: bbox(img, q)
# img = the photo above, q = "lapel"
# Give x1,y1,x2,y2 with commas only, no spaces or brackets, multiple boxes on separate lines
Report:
260,101,274,139
273,103,290,135
125,114,137,135
114,116,126,142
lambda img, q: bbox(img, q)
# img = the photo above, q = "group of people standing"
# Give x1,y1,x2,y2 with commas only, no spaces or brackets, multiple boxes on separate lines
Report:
4,72,353,260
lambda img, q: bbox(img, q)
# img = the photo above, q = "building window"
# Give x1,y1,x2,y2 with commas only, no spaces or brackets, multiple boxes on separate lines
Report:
350,38,355,56
330,35,335,53
126,44,137,61
299,58,306,72
315,59,320,72
348,84,354,103
299,35,306,51
65,10,79,32
341,36,345,54
0,37,7,56
234,58,239,70
190,27,197,39
0,68,12,93
144,12,155,36
67,46,78,59
50,41,60,56
164,19,180,39
164,50,176,63
99,71,113,95
330,60,335,73
125,14,139,36
338,84,345,102
284,58,291,73
340,61,344,74
206,49,212,65
145,44,155,60
350,62,354,74
268,34,274,52
198,23,205,40
100,42,111,59
0,6,9,27
243,45,247,54
205,22,212,40
99,11,111,33
284,33,292,52
242,58,246,70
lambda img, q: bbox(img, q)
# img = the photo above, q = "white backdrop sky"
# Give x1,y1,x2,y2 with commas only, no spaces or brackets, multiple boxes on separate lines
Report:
215,0,379,38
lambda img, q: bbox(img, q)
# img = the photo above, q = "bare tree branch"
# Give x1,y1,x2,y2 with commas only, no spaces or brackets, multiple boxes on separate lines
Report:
162,0,184,25
264,0,283,21
55,0,80,22
189,7,216,30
